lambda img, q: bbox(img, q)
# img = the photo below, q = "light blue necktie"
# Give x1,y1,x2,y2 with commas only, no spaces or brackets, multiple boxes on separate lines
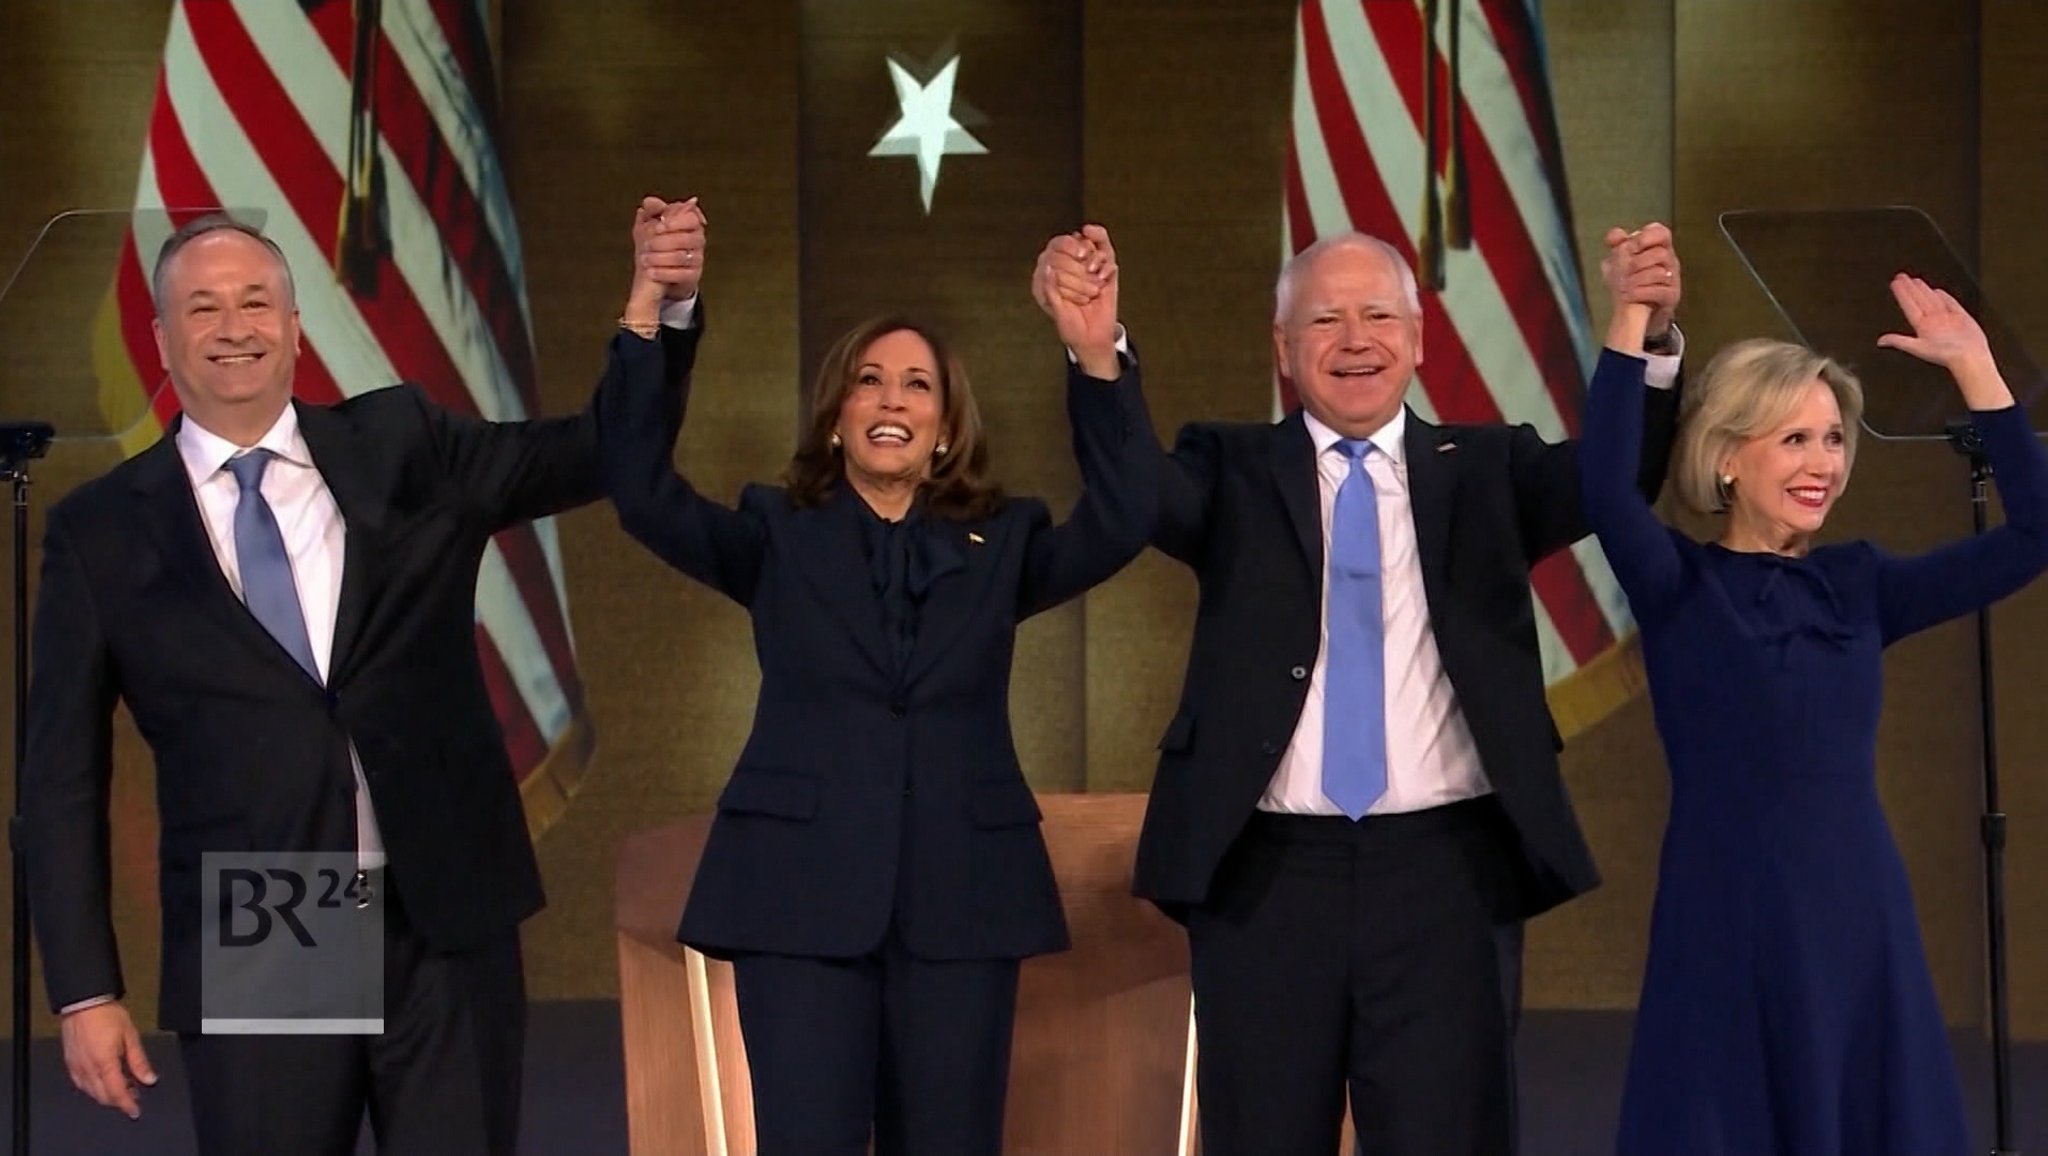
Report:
1323,438,1387,819
225,450,321,681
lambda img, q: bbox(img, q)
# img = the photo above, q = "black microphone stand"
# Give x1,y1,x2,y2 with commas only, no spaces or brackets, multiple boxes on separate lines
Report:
1946,418,2019,1156
2,421,52,1156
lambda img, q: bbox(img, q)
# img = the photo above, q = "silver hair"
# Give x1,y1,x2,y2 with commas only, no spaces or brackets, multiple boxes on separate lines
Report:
151,213,297,319
1273,232,1421,324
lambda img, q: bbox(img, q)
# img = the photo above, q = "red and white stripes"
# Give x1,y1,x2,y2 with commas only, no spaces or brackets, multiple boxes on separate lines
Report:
1283,0,1632,686
102,0,583,788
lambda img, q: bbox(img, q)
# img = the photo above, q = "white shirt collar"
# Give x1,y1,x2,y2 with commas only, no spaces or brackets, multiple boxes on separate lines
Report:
1303,404,1407,466
175,402,311,488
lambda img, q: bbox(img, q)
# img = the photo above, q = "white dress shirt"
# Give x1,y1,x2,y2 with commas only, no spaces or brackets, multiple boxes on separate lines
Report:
175,406,388,866
155,291,697,874
62,310,714,1018
1263,344,1685,815
1068,323,1684,814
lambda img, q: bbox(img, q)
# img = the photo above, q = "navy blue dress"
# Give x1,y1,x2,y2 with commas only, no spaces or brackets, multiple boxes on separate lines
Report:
1579,348,2048,1155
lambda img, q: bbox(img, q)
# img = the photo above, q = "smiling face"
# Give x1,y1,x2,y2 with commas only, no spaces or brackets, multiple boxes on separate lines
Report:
1274,239,1423,439
1722,376,1849,552
833,327,948,493
151,228,300,439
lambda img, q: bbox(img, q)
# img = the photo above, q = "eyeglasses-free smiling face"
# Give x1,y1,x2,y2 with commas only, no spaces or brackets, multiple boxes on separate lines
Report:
1721,376,1849,554
834,327,949,492
152,228,302,431
1275,240,1423,440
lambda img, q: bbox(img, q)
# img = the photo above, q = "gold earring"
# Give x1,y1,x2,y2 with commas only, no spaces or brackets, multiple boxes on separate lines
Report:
829,432,842,450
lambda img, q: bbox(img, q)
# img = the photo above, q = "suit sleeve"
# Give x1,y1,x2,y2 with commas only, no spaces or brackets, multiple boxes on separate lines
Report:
419,321,707,531
596,326,768,605
1153,421,1222,567
20,507,125,1011
1017,358,1162,618
1577,349,1688,620
1875,405,2048,644
1513,359,1683,563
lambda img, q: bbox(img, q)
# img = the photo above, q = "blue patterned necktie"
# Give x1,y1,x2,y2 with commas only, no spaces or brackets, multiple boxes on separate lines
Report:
225,450,321,681
1322,438,1387,818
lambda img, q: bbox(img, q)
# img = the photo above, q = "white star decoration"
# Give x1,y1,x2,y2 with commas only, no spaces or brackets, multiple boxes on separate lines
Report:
869,55,986,214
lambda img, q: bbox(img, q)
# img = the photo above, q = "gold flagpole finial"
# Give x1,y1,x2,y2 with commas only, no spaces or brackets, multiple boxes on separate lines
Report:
335,0,390,297
1444,0,1471,252
1417,0,1446,290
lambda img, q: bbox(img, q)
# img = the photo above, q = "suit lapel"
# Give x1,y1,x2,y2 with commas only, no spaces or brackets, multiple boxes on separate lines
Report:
129,429,315,684
787,488,897,679
1403,413,1459,596
295,400,385,685
902,516,994,687
1268,411,1323,576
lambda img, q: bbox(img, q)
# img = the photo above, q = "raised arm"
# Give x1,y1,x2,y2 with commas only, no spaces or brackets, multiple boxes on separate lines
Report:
595,326,768,607
1515,223,1686,564
1015,360,1162,616
1868,275,2048,643
596,196,766,604
1155,424,1222,565
424,197,710,530
1019,225,1161,615
1572,229,1695,618
1034,225,1212,563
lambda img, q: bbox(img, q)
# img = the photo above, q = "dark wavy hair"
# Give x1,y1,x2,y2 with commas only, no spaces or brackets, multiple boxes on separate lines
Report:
783,317,1004,520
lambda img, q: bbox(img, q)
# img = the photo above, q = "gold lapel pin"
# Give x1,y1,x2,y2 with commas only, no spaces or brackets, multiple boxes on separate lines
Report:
968,532,985,544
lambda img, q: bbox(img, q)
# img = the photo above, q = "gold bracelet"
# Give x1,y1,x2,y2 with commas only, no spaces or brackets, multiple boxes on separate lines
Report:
618,316,660,338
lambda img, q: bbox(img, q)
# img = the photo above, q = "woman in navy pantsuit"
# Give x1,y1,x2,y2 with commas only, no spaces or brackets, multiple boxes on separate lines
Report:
1580,257,2048,1155
597,211,1155,1155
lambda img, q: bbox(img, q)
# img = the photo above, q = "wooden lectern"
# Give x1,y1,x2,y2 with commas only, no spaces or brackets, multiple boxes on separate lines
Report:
615,792,1201,1155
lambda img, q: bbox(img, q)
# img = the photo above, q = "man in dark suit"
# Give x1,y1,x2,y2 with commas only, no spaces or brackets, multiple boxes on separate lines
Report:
21,203,704,1155
1045,224,1684,1155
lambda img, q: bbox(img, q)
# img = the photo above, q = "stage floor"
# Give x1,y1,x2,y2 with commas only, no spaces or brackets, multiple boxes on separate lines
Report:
5,1002,2042,1154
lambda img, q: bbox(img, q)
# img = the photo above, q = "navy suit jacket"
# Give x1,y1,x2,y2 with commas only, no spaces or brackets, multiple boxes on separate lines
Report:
1135,389,1681,925
22,357,617,1030
598,330,1160,960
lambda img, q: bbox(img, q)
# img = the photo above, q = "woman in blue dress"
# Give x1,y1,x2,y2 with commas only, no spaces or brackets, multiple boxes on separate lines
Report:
1579,259,2048,1155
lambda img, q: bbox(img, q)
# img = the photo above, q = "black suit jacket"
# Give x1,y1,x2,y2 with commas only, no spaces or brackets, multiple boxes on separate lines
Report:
1135,392,1679,923
597,334,1159,961
20,341,639,1031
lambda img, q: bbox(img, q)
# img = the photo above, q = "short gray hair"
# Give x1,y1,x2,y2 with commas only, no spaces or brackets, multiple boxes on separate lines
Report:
1673,338,1865,515
151,213,296,319
1274,232,1422,324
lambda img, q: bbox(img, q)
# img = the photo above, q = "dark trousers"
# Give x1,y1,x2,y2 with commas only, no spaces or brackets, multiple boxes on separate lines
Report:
730,928,1021,1156
179,879,526,1156
1189,800,1515,1156
1495,919,1524,1156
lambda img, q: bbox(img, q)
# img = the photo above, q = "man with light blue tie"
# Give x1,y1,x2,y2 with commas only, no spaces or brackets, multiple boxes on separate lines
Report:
20,204,706,1155
1044,224,1685,1155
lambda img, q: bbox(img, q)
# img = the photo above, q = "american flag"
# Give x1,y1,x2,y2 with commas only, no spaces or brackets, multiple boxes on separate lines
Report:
1282,0,1637,720
92,0,591,829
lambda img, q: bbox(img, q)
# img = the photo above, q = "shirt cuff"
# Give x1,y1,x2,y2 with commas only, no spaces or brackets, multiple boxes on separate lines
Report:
1643,323,1684,391
1065,324,1132,366
60,995,116,1015
658,295,699,330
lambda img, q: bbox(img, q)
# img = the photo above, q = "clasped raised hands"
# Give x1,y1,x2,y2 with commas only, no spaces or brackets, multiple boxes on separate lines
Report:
1600,222,1681,342
1034,224,1120,379
629,195,706,313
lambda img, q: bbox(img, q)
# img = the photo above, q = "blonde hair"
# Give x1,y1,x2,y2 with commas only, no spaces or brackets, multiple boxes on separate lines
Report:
1672,338,1865,515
